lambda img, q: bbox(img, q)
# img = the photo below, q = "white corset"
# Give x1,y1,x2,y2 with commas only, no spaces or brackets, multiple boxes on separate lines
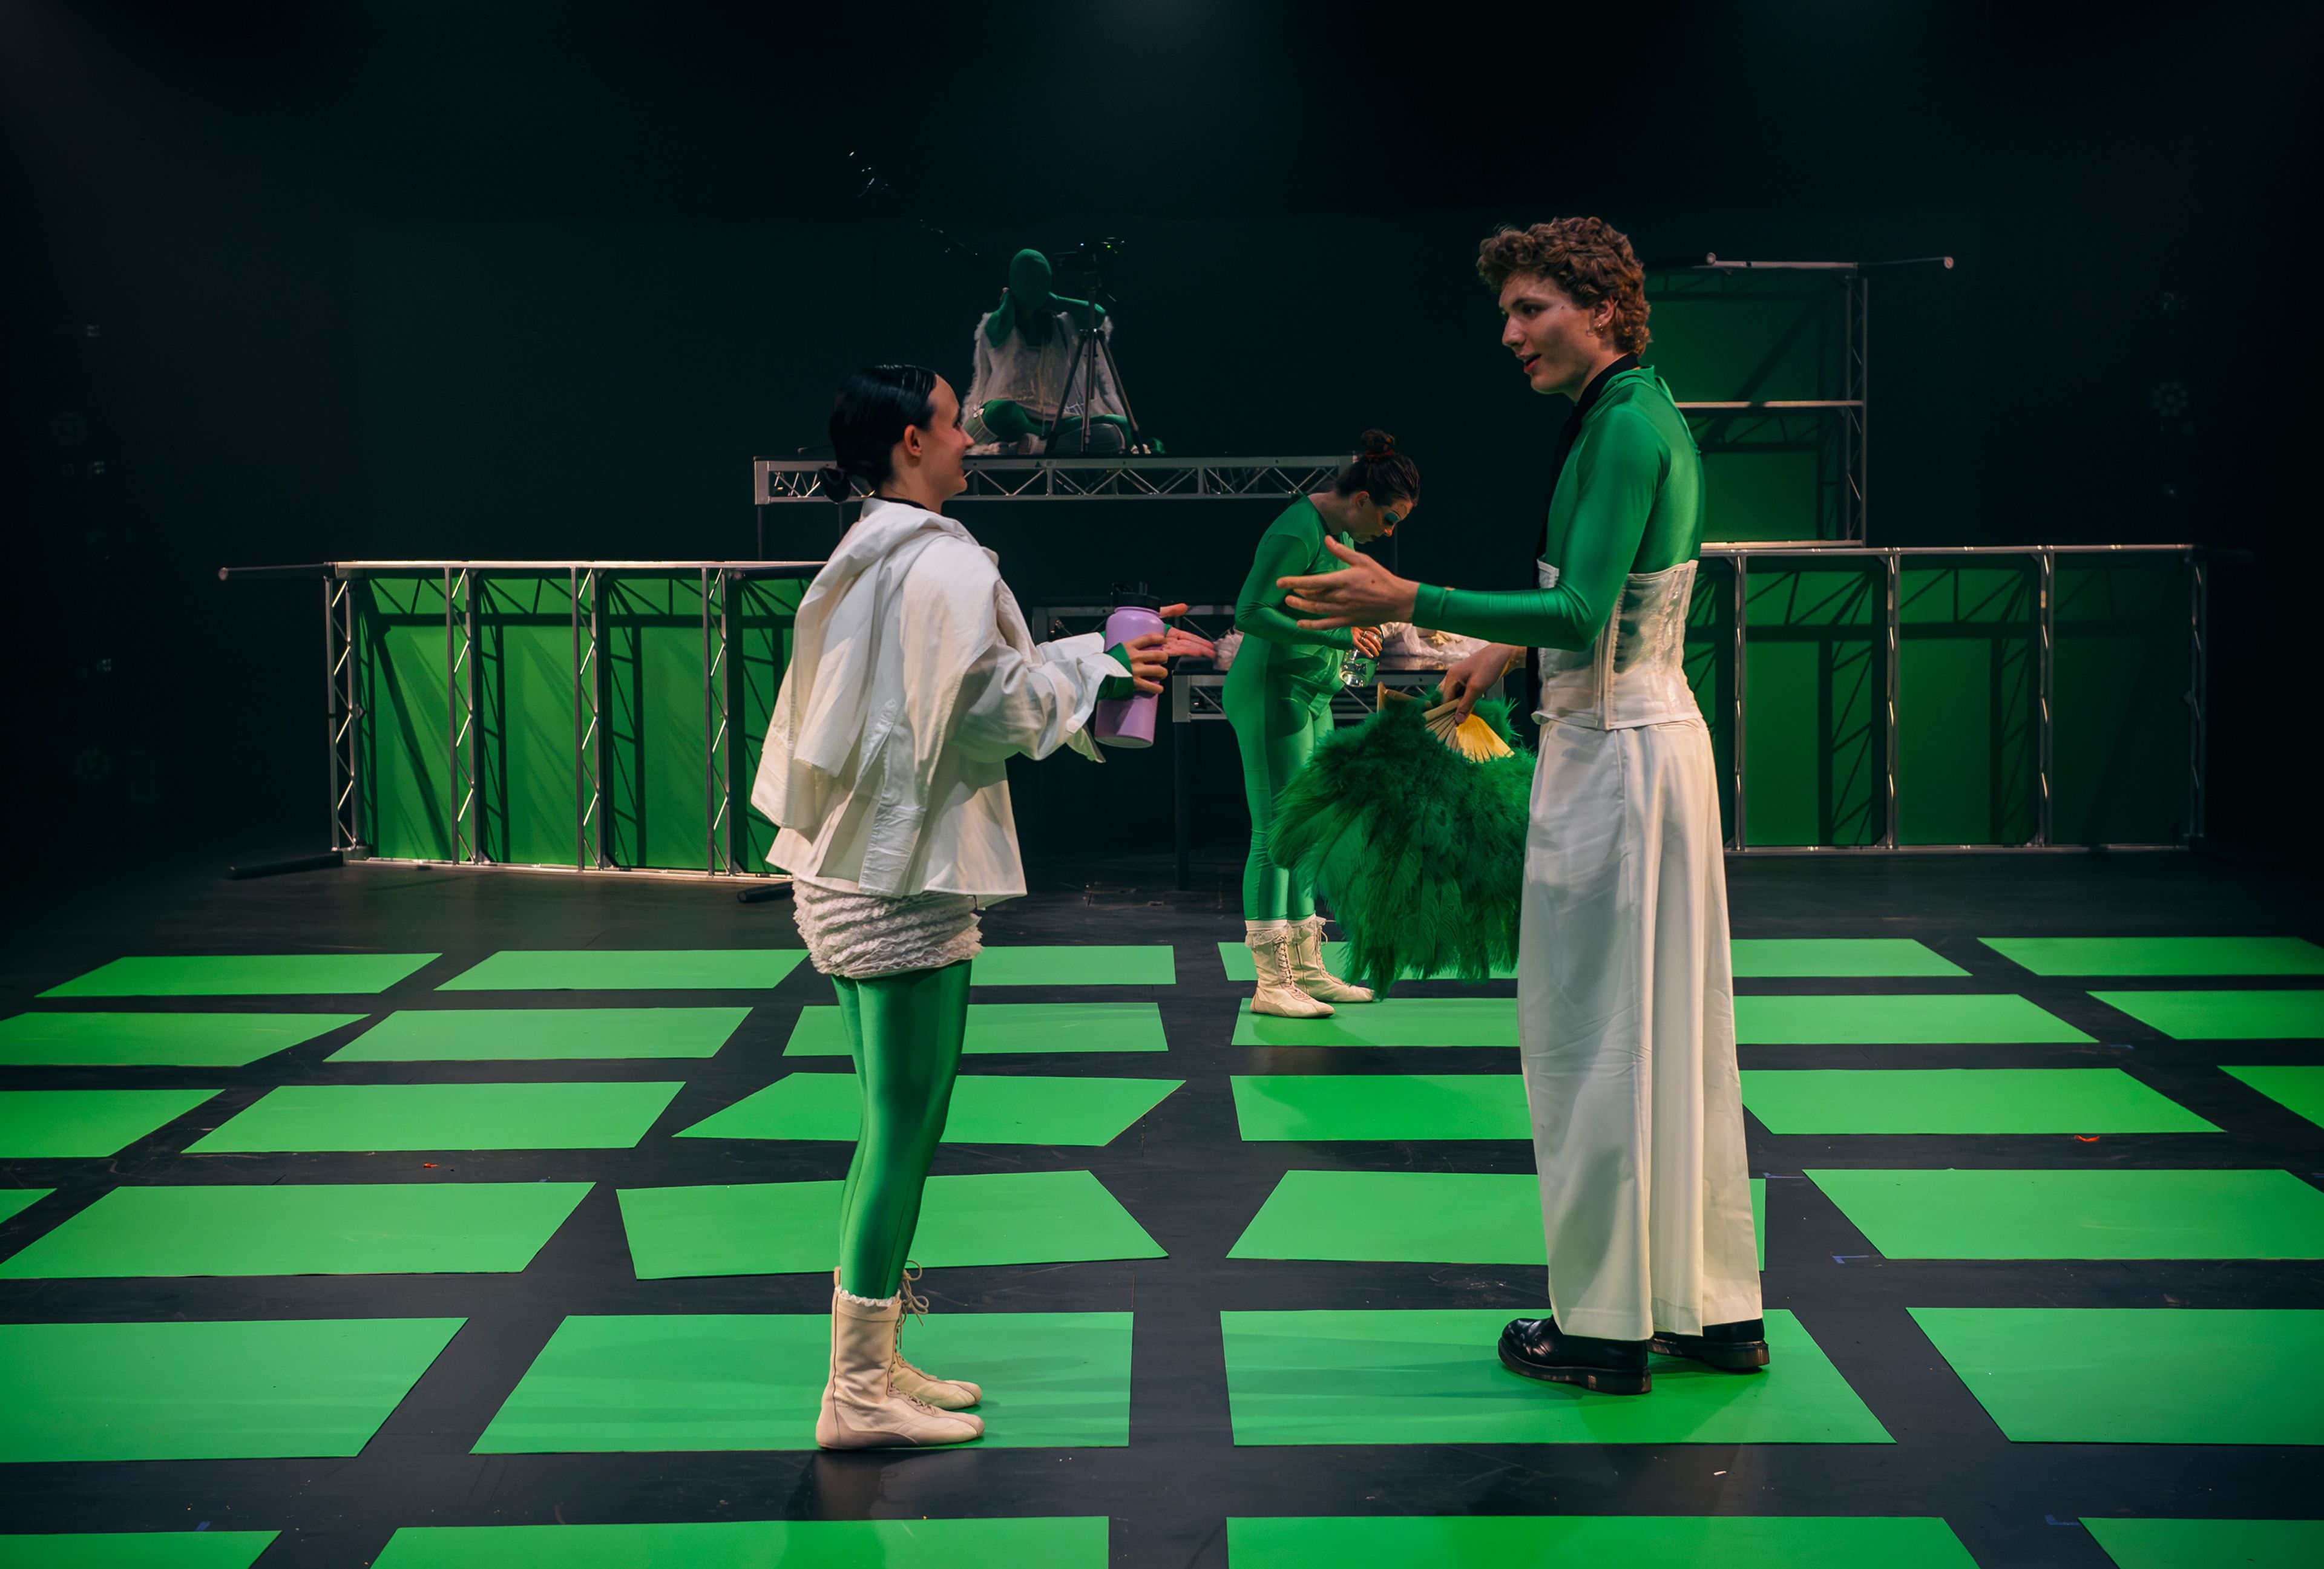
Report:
1535,560,1702,730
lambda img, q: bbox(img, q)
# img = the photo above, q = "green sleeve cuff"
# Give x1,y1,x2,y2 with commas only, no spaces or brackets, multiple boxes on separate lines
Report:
1097,644,1137,702
1411,583,1453,631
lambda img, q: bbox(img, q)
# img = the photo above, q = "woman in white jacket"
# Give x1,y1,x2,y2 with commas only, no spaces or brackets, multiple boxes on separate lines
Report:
753,363,1207,1449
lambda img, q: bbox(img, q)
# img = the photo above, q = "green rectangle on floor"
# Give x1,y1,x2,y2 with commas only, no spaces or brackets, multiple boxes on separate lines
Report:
330,1007,749,1060
1742,1069,2217,1133
373,1519,1110,1569
0,1089,222,1158
183,1081,683,1153
1222,1308,1885,1444
617,1168,1163,1278
1738,993,2092,1044
2081,1519,2324,1569
1226,1516,1976,1569
2095,991,2324,1040
971,945,1175,986
0,1182,592,1278
1811,1168,2324,1259
0,1316,464,1461
1,1189,52,1224
1232,998,1520,1048
1231,1171,1544,1263
677,1072,1181,1145
1730,939,1968,978
1986,936,2324,976
477,1310,1132,1450
0,1533,281,1569
1216,942,1516,983
1911,1307,2324,1443
438,949,806,990
2224,1065,2324,1128
786,1002,1167,1055
1232,1073,1530,1141
0,1012,367,1067
41,954,436,997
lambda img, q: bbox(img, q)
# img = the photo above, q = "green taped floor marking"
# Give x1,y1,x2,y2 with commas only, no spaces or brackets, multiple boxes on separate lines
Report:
373,1519,1110,1569
1738,993,2092,1044
677,1072,1181,1145
330,1007,749,1061
1742,1069,2217,1134
0,1316,464,1461
0,1089,223,1158
1986,936,2324,976
1811,1168,2324,1259
1232,1073,1530,1141
478,1311,1133,1450
1911,1307,2324,1443
1226,1516,1976,1569
185,1081,683,1153
0,1182,593,1278
0,1533,280,1569
2224,1065,2324,1128
1215,942,1515,983
1,1190,53,1224
971,946,1175,986
785,1002,1166,1055
0,1012,366,1067
1222,1308,1885,1445
617,1168,1163,1279
438,950,806,991
2096,991,2324,1040
41,954,436,997
1231,998,1519,1048
2081,1519,2324,1569
1730,939,1968,978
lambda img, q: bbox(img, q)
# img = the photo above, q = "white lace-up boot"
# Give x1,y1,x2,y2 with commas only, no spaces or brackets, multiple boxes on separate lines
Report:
1248,919,1334,1018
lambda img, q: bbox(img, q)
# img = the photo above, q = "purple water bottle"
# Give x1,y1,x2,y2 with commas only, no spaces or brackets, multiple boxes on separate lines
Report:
1094,583,1164,748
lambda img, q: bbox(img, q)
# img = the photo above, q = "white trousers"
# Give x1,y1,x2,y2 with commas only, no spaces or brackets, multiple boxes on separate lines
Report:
1518,716,1761,1340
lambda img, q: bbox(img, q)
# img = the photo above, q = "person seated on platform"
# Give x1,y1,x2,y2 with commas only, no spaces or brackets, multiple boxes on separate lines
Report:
1278,218,1765,1396
753,362,1210,1449
962,247,1134,454
1229,430,1419,1017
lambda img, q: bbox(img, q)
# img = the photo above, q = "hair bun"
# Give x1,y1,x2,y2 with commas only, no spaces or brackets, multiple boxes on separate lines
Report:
1357,427,1396,461
818,465,854,502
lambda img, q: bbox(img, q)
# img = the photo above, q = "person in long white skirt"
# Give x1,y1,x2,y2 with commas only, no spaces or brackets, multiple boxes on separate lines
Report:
1279,217,1764,1396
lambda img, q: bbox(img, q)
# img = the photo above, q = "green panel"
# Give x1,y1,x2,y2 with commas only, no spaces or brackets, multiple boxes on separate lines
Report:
476,574,582,868
476,1311,1134,1450
1742,564,1882,846
438,949,804,990
330,1006,749,1060
2083,1519,2324,1569
0,1533,280,1569
1686,557,1736,842
1647,270,1846,405
1742,1069,2217,1134
1226,1516,1977,1569
0,1089,222,1158
185,1081,684,1152
1231,997,1519,1047
1737,993,2091,1044
604,574,713,871
732,577,806,871
1231,1073,1531,1141
1728,938,1965,977
1986,936,2324,977
1,1189,53,1223
2095,991,2324,1041
373,1519,1110,1569
1911,1307,2324,1443
42,954,435,997
1699,448,1827,543
970,945,1176,986
1897,562,2038,845
2224,1065,2324,1128
1230,1171,1544,1262
676,1072,1183,1145
2052,558,2193,845
1810,1168,2324,1259
0,1011,366,1067
359,574,457,862
784,1001,1167,1055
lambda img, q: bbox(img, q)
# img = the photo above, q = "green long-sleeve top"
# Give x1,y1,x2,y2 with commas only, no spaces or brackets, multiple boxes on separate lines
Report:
1233,497,1356,687
1411,366,1704,650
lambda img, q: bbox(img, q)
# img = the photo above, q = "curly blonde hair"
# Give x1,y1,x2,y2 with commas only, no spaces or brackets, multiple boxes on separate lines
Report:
1476,218,1651,356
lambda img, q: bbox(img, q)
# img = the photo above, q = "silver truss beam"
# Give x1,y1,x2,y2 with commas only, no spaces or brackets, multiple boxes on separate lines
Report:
753,456,1351,505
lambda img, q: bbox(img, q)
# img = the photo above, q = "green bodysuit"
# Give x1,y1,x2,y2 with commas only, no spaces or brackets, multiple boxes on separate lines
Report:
1412,366,1703,648
1227,497,1356,921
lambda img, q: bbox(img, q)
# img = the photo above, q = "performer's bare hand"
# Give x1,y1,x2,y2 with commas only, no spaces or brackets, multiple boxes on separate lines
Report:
1116,631,1173,695
1442,642,1523,721
1279,537,1419,630
1153,603,1216,663
1350,626,1384,659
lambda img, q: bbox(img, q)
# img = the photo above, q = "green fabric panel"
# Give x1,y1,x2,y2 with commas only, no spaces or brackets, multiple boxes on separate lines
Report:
1911,1307,2324,1443
476,1310,1133,1450
1742,1069,2217,1134
2052,559,2193,845
331,1006,749,1060
1896,563,2038,845
616,1169,1164,1279
359,575,457,862
0,1089,222,1158
0,1316,465,1461
1226,1515,1976,1569
733,578,807,871
475,575,582,868
1742,565,1882,847
1988,936,2324,976
0,1182,593,1278
2224,1065,2324,1128
1230,1171,1543,1263
0,1534,281,1569
1231,998,1520,1048
1216,942,1517,983
603,575,714,872
1,1189,53,1223
2095,991,2324,1040
1814,1168,2324,1259
373,1519,1109,1569
1728,938,1965,978
438,949,804,990
785,1002,1166,1055
2082,1519,2324,1569
184,1081,683,1153
1232,1074,1530,1141
970,946,1176,986
677,1072,1182,1145
0,1012,366,1067
1221,1308,1886,1445
1737,993,2092,1044
42,954,436,997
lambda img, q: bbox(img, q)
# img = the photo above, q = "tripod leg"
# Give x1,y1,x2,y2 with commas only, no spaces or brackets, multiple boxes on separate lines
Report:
1092,329,1142,451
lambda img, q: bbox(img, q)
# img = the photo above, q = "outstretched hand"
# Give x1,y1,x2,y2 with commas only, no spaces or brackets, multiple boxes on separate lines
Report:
1278,536,1419,630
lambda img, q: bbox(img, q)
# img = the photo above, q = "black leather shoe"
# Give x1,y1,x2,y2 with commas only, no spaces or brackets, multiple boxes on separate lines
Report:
1648,1318,1770,1372
1497,1317,1651,1395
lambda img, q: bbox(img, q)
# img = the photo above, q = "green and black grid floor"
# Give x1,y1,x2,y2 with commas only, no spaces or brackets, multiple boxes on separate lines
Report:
2,850,2321,1567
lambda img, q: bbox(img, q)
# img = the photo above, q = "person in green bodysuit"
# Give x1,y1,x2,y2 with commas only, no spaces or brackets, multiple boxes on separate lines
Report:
1229,431,1420,1017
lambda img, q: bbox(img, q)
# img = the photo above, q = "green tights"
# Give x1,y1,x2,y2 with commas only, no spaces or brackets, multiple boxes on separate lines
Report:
1227,669,1336,922
832,959,971,1300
